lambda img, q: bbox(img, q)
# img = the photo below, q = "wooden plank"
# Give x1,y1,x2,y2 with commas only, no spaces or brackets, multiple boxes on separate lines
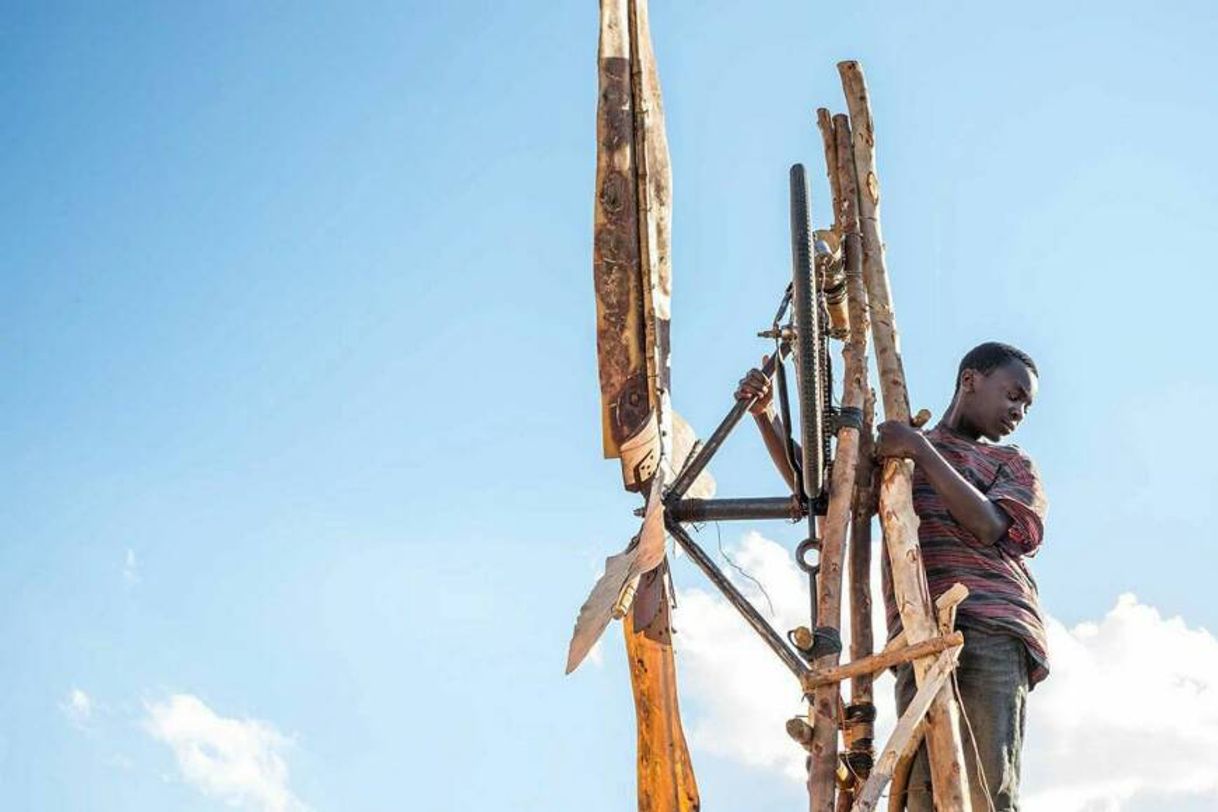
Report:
837,60,972,811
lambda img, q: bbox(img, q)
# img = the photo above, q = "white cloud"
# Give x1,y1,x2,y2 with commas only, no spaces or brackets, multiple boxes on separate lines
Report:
143,694,309,812
60,688,94,728
673,533,1218,812
1023,595,1218,811
123,548,140,587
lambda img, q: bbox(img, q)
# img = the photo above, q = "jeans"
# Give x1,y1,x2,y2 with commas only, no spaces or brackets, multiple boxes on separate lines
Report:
894,626,1029,812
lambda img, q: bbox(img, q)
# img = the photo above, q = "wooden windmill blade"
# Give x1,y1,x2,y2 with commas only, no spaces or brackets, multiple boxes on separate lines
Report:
593,0,672,492
571,0,693,673
570,3,700,811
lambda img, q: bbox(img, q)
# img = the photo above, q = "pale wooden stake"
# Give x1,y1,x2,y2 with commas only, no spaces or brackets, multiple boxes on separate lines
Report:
887,743,918,812
837,59,972,811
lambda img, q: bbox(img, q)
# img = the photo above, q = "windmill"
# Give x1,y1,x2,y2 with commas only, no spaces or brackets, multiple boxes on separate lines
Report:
566,3,977,810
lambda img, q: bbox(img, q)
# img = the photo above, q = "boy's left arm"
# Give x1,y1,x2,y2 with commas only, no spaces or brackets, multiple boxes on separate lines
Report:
877,421,1013,545
985,446,1048,557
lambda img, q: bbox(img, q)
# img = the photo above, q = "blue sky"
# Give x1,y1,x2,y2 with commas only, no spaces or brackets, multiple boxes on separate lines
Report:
3,2,1217,810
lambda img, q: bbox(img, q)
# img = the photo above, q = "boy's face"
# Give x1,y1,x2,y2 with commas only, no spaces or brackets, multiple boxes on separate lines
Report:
959,361,1038,442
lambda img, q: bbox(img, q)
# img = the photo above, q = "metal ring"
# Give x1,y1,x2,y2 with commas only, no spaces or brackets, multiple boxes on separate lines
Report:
795,537,821,574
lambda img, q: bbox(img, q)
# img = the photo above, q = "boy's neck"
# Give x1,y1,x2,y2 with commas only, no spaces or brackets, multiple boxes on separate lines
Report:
938,399,984,442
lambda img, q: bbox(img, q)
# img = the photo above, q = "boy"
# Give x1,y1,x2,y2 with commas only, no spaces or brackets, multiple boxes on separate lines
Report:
736,341,1048,812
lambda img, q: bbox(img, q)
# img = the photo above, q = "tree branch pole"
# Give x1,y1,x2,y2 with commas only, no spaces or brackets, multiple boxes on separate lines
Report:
817,109,843,226
805,109,871,812
837,60,972,811
834,111,877,808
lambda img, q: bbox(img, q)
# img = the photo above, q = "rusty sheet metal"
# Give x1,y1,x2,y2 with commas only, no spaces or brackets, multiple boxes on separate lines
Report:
565,469,666,675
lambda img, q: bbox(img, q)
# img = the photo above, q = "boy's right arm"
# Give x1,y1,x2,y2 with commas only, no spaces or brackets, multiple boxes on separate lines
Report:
735,364,799,492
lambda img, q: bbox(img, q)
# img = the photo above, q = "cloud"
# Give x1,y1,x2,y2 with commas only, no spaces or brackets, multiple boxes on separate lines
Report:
123,548,140,587
60,688,94,728
673,532,1218,812
1023,595,1218,810
143,694,309,812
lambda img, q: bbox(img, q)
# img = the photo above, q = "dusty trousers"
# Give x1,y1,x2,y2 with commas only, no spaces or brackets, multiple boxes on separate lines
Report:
894,626,1029,812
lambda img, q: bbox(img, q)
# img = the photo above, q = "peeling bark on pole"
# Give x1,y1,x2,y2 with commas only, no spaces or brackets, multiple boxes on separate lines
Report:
837,59,971,811
806,111,872,812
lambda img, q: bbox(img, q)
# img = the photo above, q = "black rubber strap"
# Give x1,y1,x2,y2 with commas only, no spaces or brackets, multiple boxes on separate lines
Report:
833,406,864,431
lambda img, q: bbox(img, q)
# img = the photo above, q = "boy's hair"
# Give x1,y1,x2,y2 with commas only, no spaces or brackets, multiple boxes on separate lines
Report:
955,342,1038,388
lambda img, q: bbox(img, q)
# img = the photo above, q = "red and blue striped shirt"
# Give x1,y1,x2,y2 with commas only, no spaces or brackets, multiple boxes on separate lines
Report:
882,426,1050,686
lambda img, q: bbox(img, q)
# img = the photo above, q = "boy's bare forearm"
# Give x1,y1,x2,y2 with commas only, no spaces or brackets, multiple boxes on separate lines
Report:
912,441,1011,545
753,408,798,492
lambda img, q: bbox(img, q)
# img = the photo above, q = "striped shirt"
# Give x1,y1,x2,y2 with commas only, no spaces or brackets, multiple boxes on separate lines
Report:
882,426,1050,686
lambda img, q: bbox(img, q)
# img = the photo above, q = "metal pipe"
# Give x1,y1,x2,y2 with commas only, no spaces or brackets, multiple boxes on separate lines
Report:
667,496,803,523
666,520,808,680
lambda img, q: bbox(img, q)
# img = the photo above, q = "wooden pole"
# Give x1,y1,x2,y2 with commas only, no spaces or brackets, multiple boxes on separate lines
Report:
827,109,878,810
837,60,972,811
836,104,877,760
806,109,872,812
816,109,843,228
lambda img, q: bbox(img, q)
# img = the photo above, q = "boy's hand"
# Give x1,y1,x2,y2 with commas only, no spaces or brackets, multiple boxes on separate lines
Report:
876,420,929,462
734,358,774,416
